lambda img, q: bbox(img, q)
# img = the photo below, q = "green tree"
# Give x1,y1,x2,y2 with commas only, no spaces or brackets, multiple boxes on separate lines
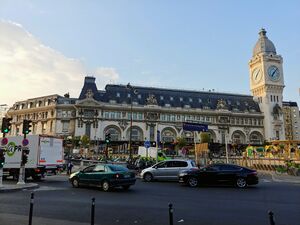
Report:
81,135,90,148
175,136,187,150
200,132,210,143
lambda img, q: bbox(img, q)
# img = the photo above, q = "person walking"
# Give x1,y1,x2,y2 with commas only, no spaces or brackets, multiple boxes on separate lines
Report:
67,161,73,175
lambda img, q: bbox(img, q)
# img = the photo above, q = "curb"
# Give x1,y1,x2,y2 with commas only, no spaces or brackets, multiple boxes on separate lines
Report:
0,183,39,193
270,174,300,184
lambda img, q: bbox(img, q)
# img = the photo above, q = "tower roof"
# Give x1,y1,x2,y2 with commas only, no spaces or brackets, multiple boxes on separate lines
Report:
253,28,276,56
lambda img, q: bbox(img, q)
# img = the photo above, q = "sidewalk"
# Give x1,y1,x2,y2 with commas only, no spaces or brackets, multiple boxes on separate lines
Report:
0,183,39,193
258,170,300,184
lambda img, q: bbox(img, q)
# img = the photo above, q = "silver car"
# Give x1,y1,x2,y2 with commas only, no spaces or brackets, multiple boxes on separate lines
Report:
141,159,197,182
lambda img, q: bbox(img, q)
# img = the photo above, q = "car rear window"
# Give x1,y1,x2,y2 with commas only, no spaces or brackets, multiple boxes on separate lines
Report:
108,165,128,172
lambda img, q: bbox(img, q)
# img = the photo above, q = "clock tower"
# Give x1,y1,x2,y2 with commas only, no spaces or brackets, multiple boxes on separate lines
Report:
249,28,285,141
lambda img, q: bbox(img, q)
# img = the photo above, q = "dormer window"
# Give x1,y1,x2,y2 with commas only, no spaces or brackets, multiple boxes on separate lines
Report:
180,97,183,102
116,92,120,97
127,93,131,98
138,94,141,99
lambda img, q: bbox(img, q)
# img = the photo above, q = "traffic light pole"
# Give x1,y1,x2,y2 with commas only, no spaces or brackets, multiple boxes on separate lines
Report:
0,168,3,188
17,159,25,185
17,139,26,185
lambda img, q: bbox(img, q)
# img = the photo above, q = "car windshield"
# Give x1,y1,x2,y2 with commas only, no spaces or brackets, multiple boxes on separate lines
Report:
191,160,197,167
108,165,128,172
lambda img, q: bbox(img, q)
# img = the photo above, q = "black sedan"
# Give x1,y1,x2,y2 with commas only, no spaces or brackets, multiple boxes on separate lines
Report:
179,163,259,188
69,164,136,191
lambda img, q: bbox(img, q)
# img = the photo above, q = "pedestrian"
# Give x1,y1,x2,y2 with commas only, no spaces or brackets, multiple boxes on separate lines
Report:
67,161,73,175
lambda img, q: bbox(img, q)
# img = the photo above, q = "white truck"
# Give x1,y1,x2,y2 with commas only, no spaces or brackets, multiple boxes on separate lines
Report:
0,135,64,180
138,146,170,161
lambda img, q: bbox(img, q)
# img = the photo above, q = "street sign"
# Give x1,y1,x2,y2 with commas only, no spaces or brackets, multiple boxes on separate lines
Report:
144,140,151,148
183,122,208,132
22,138,29,146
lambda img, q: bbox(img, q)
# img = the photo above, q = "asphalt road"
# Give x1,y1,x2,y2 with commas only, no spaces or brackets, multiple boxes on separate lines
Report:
0,175,300,225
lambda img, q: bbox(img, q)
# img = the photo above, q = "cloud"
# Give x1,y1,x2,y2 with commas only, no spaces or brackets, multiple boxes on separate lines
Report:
94,67,119,88
0,20,119,106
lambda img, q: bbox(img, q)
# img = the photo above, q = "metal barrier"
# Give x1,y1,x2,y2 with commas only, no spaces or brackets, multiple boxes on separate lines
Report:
211,157,294,172
26,196,278,225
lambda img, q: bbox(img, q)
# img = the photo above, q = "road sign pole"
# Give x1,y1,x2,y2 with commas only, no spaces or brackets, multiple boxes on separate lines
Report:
0,168,3,188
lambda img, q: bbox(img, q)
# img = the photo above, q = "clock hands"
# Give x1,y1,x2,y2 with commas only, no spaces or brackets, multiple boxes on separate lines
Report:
271,68,278,77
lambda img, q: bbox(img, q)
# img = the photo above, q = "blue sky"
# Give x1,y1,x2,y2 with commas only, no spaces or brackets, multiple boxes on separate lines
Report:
0,0,299,106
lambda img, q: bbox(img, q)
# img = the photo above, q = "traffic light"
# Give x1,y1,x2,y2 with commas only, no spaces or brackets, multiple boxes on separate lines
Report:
22,151,28,165
0,148,5,169
105,133,111,144
22,120,32,135
1,117,12,134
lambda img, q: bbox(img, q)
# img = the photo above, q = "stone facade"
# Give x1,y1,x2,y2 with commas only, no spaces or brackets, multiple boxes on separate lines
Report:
249,28,286,141
6,94,77,137
4,29,300,150
282,102,300,140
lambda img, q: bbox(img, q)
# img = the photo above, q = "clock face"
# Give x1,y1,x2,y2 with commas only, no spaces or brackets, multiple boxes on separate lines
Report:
268,65,280,81
252,68,262,84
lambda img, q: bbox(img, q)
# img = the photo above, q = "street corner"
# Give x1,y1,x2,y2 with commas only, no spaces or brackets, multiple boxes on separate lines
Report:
0,183,39,193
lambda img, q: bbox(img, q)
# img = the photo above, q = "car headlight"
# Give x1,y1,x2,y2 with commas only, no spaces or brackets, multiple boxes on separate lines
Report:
69,171,78,179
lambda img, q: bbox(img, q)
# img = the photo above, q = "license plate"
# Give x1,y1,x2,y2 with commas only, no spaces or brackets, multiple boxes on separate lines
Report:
124,175,130,178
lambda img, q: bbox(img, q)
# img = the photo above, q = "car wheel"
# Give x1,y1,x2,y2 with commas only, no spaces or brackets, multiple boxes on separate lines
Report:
187,177,198,187
143,173,153,182
72,178,80,188
102,180,110,192
122,185,130,190
236,178,247,188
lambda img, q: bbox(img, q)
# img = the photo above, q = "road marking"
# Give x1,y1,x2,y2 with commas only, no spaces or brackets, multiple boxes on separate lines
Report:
32,186,68,191
261,179,272,183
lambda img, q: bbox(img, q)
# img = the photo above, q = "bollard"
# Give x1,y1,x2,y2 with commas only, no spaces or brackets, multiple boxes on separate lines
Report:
28,192,34,225
268,210,275,225
91,197,95,225
168,203,173,225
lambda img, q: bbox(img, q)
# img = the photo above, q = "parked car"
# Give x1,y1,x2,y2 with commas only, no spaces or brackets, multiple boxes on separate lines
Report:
141,159,197,182
69,164,136,191
178,163,259,188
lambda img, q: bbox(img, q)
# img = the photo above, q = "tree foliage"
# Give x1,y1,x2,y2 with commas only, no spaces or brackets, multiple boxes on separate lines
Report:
176,136,187,149
200,132,210,143
81,135,90,147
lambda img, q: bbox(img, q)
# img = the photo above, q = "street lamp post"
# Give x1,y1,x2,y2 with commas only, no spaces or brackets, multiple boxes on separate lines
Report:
126,83,138,160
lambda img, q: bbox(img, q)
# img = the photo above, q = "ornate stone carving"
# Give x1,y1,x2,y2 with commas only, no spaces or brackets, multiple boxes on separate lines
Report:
145,112,159,121
146,94,158,105
118,120,128,130
218,116,229,124
85,89,94,99
174,125,182,133
217,99,228,110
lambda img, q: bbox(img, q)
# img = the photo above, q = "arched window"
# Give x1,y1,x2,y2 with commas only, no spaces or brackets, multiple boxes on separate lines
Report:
126,126,143,141
249,131,263,145
161,128,176,143
231,130,246,144
104,126,121,141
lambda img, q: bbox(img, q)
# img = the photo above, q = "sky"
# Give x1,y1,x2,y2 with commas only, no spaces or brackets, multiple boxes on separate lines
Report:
0,0,299,107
